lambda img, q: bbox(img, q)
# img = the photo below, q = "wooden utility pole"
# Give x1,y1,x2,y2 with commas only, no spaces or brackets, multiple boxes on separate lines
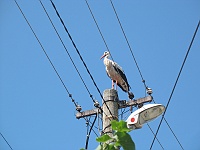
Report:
101,89,120,150
76,88,152,149
102,89,119,137
76,93,152,119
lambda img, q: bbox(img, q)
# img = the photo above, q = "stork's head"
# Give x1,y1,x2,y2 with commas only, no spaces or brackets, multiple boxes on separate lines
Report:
100,51,110,59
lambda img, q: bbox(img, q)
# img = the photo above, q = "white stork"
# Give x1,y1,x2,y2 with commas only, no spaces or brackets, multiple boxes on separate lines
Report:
100,51,134,99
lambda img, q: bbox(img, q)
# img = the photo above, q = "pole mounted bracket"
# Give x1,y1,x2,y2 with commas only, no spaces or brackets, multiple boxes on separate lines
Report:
75,96,153,119
118,95,153,108
76,108,102,119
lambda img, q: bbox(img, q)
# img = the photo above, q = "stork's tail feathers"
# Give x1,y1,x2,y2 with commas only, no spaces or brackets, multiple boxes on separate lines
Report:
128,91,134,99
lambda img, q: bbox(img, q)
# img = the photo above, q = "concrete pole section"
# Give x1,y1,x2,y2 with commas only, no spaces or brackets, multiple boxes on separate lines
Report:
102,89,119,138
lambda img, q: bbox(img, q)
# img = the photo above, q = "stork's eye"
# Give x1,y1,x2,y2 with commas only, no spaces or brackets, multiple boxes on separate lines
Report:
104,51,109,55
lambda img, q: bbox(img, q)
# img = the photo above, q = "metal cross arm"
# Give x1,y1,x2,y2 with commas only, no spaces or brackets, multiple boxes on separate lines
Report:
118,95,153,108
76,108,102,119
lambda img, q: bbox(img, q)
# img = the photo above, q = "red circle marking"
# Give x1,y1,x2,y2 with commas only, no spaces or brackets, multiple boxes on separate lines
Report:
131,117,135,122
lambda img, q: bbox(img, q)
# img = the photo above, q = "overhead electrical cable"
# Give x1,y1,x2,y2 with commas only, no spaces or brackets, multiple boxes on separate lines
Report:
146,124,164,150
85,1,165,149
85,114,98,150
50,0,114,119
14,0,78,108
109,1,185,149
39,2,107,138
0,132,13,150
84,117,99,137
16,1,111,149
152,99,184,149
85,0,114,61
109,0,147,88
40,0,107,142
39,0,96,103
150,20,200,150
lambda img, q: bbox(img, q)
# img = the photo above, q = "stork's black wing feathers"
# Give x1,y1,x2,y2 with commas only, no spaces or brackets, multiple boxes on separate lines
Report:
112,62,130,91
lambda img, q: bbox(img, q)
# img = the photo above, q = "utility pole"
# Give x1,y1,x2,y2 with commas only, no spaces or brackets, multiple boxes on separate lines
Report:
76,91,152,119
76,88,153,147
102,89,118,138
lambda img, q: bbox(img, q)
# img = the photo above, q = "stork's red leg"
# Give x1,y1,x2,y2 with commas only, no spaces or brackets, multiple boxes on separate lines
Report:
112,80,114,89
116,80,118,91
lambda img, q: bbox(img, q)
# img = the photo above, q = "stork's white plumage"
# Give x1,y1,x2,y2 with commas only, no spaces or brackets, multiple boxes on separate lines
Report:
101,51,134,99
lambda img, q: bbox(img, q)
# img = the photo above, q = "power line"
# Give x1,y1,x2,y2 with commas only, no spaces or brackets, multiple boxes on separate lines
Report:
85,0,134,99
118,106,165,149
109,1,185,149
0,132,13,150
163,117,183,149
50,0,114,119
85,0,114,61
39,2,106,137
40,0,101,142
39,0,96,103
109,0,147,89
150,20,200,150
85,1,165,149
85,114,98,150
14,0,78,108
84,2,164,147
146,124,164,150
152,99,184,149
84,1,182,149
84,117,99,137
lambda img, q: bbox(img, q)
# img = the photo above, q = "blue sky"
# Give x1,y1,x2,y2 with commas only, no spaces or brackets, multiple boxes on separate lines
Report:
0,1,200,150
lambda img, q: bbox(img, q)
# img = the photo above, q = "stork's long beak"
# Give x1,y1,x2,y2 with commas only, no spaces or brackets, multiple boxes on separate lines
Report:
100,54,106,60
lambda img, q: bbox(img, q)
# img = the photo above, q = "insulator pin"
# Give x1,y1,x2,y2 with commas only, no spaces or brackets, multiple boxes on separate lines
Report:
147,88,153,95
94,100,100,108
76,105,82,112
